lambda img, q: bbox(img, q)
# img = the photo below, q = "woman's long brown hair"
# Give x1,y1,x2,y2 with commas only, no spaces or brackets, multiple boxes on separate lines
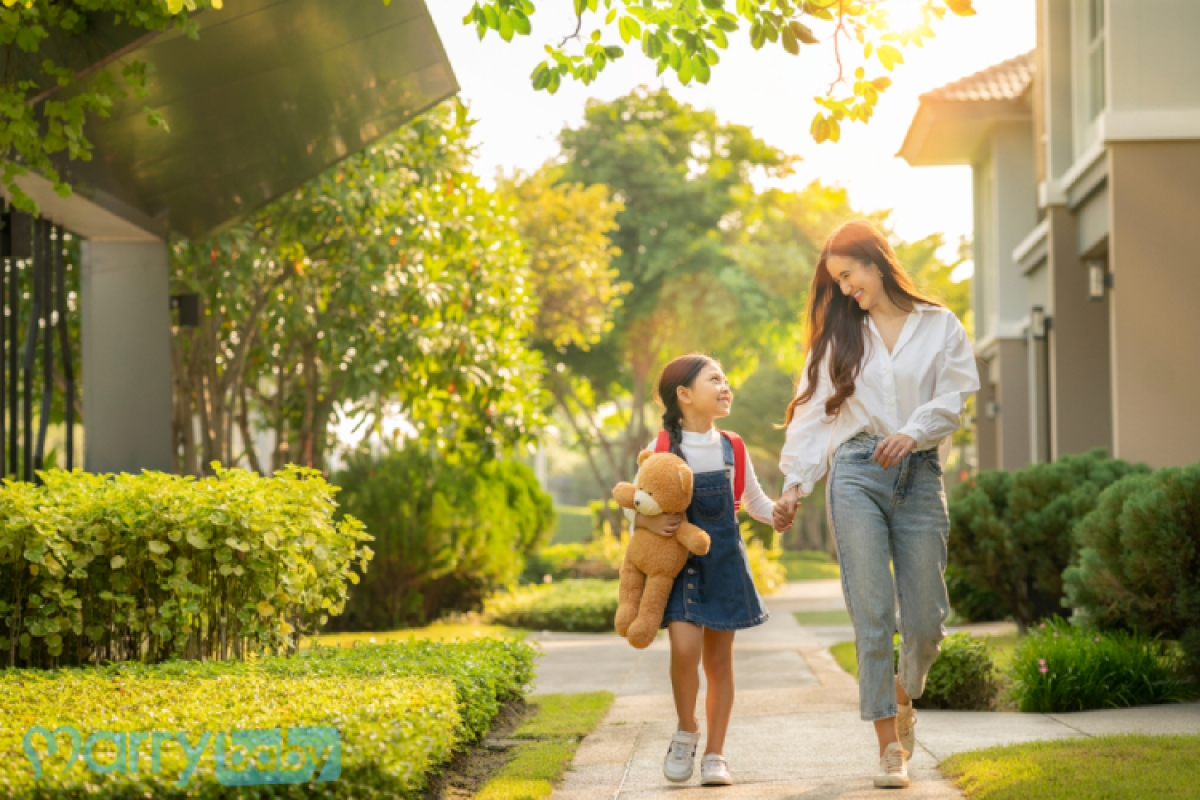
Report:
784,220,944,425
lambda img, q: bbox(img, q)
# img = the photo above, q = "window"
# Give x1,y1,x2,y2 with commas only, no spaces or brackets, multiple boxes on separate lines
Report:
1086,0,1106,122
1072,0,1107,155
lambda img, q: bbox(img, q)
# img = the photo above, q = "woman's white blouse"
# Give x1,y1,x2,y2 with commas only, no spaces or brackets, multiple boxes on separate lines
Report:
779,303,980,497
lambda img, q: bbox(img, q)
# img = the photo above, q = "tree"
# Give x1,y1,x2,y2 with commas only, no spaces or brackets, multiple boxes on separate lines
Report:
170,99,546,475
4,1,978,218
501,166,628,352
466,0,977,142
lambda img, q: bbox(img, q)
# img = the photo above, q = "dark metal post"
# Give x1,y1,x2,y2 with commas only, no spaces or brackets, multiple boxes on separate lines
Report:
55,227,75,471
7,214,21,477
0,207,9,478
21,218,41,481
36,223,55,471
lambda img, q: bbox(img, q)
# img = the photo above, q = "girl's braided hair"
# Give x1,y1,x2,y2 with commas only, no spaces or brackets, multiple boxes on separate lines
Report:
656,354,716,458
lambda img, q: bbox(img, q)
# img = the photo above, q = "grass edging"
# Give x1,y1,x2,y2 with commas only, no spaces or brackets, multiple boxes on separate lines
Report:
475,691,615,800
941,734,1200,799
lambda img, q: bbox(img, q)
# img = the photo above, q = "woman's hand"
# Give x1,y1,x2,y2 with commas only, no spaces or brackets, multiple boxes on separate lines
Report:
636,512,683,536
873,433,917,471
773,486,801,532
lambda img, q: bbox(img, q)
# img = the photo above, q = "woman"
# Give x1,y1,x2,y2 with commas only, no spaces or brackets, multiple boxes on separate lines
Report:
773,220,979,789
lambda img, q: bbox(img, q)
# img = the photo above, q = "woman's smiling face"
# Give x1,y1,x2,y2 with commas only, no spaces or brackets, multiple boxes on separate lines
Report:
678,362,733,420
827,254,884,311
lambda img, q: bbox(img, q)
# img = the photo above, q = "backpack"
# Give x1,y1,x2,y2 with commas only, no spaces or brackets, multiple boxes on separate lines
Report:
653,429,747,512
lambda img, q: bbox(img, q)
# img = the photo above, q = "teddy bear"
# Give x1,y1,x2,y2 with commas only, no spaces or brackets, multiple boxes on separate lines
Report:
611,450,711,649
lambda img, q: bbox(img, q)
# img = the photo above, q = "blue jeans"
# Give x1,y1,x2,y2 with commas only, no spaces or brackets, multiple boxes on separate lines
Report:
827,432,951,722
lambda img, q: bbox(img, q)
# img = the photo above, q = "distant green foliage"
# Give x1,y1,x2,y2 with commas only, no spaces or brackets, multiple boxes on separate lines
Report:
0,638,534,798
896,632,997,710
330,448,554,631
0,465,371,669
1065,463,1200,671
948,450,1150,631
549,505,594,545
1007,619,1194,713
484,578,618,633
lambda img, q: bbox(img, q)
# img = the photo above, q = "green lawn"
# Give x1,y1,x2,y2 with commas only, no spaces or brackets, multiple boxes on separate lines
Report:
781,550,842,581
942,734,1200,799
828,632,1017,680
304,622,526,649
552,505,594,544
476,691,615,800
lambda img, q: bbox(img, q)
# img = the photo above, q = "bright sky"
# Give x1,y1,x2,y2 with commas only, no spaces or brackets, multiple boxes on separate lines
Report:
428,1,1036,267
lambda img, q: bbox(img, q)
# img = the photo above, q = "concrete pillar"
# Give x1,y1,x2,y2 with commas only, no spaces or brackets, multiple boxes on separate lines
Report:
1107,141,1200,468
81,241,174,473
1045,205,1113,458
993,338,1032,470
975,357,997,472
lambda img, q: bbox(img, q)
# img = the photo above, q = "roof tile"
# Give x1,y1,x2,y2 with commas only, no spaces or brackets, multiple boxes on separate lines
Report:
921,51,1034,103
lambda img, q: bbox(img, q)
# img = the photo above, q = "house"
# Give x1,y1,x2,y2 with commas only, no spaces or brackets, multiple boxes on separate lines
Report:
1,0,457,475
899,0,1200,472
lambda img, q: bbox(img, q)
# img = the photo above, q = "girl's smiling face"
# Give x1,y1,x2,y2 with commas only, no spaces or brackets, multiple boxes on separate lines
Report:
827,254,885,311
678,362,733,422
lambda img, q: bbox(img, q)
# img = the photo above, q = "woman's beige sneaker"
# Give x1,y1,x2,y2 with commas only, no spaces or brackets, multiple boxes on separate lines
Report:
874,742,910,789
663,730,700,783
896,703,917,756
700,753,733,786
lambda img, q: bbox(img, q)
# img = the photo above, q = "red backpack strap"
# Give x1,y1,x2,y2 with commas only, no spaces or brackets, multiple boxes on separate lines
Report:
654,430,672,453
719,430,747,512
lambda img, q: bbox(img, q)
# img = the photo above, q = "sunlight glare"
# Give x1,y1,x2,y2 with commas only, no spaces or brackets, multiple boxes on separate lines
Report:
883,0,927,33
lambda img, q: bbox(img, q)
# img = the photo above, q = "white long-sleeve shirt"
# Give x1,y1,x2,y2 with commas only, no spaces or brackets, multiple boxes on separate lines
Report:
624,428,777,530
779,303,980,498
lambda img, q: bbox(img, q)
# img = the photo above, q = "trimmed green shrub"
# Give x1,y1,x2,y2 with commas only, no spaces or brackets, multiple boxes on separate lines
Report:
0,466,372,669
484,579,618,632
523,529,623,583
948,450,1149,631
1007,619,1193,713
331,448,554,630
894,632,997,710
0,638,535,798
1065,463,1200,671
945,563,1010,624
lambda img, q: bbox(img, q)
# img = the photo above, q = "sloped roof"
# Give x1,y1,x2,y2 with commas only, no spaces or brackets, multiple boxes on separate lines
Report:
920,51,1035,103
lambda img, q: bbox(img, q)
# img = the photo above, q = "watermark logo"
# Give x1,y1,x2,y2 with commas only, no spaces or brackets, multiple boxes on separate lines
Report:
22,725,341,787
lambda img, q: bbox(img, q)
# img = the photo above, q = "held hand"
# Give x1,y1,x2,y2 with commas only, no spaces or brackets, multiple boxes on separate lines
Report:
636,512,683,536
772,486,801,532
873,433,917,471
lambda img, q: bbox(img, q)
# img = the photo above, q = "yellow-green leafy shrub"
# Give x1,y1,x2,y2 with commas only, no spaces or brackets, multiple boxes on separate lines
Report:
0,638,534,798
0,466,373,668
484,579,619,633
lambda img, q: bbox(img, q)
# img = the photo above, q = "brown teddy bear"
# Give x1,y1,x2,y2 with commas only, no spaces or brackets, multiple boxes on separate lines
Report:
612,450,711,649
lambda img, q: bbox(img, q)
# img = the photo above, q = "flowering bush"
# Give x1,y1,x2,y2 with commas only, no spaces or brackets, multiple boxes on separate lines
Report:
1007,619,1194,712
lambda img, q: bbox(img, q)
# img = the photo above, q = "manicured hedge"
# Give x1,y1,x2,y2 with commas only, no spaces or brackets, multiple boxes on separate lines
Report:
0,466,372,669
0,638,534,798
484,579,618,633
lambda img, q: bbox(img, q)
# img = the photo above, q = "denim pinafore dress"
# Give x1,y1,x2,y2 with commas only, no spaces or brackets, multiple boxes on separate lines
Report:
660,434,770,631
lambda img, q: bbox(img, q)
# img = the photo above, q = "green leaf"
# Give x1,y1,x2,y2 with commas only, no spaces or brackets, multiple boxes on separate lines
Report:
781,25,799,55
790,20,818,45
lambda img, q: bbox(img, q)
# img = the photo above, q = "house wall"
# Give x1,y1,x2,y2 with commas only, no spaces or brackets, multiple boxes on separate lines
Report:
1107,140,1200,467
975,358,998,472
993,338,1033,469
1046,204,1114,458
1107,0,1200,123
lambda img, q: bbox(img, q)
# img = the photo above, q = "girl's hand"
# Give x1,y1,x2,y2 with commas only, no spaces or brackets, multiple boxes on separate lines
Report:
773,486,801,532
874,433,917,471
636,512,683,536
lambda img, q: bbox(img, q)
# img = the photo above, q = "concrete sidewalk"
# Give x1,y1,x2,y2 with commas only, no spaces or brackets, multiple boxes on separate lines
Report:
532,579,1200,799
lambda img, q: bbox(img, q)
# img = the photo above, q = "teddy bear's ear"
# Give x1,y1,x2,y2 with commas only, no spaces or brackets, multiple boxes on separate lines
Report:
678,465,693,498
637,449,654,467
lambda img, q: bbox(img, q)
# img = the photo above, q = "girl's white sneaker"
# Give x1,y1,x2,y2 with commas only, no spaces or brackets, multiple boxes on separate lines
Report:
874,742,910,789
663,730,700,783
700,753,733,786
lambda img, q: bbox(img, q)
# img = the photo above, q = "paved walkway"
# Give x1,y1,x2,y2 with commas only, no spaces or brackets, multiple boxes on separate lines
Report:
530,579,1200,799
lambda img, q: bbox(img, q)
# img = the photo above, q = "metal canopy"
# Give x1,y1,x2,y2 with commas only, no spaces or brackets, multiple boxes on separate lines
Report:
50,0,457,239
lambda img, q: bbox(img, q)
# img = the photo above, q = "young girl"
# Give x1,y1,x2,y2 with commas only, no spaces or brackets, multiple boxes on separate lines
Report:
629,354,790,787
773,220,980,789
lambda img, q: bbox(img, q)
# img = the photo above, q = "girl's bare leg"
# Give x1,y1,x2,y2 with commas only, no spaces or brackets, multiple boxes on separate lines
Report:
701,628,737,755
668,621,704,733
872,676,912,755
